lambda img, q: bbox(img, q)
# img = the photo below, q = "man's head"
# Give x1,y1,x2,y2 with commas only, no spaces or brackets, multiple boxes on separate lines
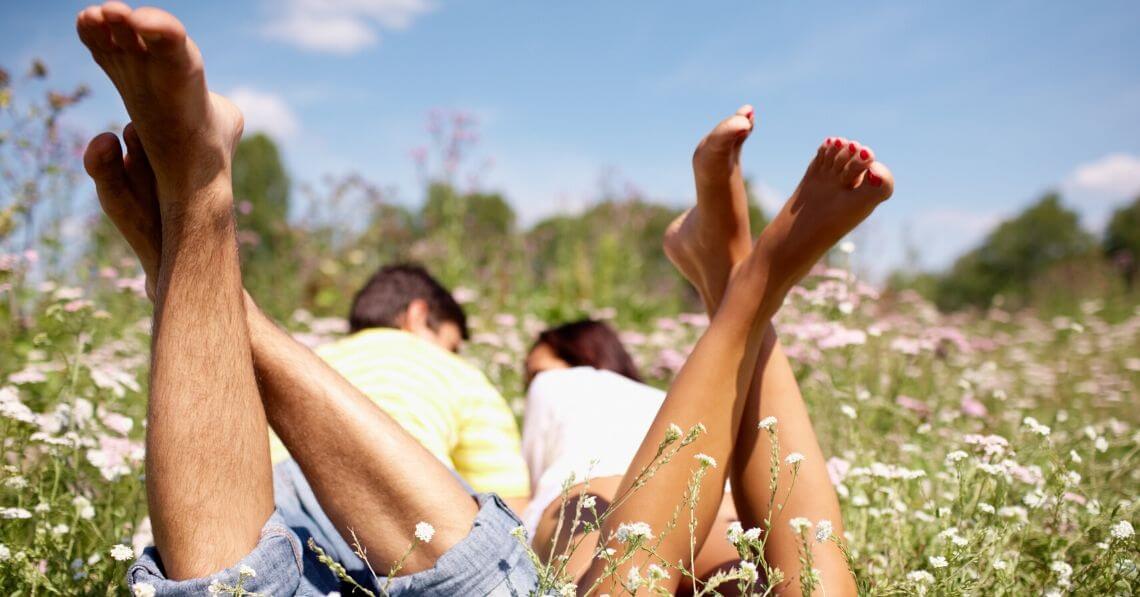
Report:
348,264,469,352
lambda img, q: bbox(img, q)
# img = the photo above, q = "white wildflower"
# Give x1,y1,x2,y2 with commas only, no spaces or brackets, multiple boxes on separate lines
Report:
1069,450,1082,464
73,496,95,520
815,519,833,542
743,527,761,541
0,544,9,561
4,476,27,490
625,566,644,590
758,416,777,430
785,452,805,465
239,564,256,578
665,424,683,442
509,526,528,541
615,521,654,543
1024,490,1047,508
646,564,670,580
1022,416,1051,437
1064,471,1081,486
993,558,1008,571
841,405,857,419
415,521,435,544
207,580,223,594
132,583,156,597
1,508,32,519
978,503,996,514
694,453,717,469
1095,436,1109,452
1110,520,1134,540
929,555,948,569
789,517,812,533
110,544,134,561
907,570,935,584
945,451,969,465
999,506,1028,521
726,521,744,545
739,561,759,582
557,583,577,597
581,495,597,509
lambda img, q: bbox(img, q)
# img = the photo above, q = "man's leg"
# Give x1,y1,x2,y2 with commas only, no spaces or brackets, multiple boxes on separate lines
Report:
85,114,485,584
77,2,273,580
581,129,893,593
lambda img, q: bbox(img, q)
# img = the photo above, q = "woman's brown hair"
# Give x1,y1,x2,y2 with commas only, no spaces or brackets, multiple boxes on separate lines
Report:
531,319,642,382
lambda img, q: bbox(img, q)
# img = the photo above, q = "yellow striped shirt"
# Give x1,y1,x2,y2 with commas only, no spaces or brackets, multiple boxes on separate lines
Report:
270,328,530,498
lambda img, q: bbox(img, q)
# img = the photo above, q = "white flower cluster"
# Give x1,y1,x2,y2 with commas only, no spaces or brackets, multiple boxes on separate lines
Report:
415,521,435,544
615,521,654,543
815,519,833,542
1022,416,1052,437
109,544,134,561
694,453,717,469
1110,520,1134,540
132,583,156,597
848,462,927,481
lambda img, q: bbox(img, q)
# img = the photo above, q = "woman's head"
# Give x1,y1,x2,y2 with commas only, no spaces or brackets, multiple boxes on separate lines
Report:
525,319,642,385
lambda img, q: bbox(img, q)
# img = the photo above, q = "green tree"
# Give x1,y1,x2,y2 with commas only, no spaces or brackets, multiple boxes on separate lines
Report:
1104,195,1140,287
231,133,294,315
934,193,1095,310
418,182,518,285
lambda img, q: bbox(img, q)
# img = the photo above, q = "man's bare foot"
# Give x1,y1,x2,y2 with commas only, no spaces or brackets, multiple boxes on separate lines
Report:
665,105,756,312
76,2,242,205
753,137,894,297
84,125,162,299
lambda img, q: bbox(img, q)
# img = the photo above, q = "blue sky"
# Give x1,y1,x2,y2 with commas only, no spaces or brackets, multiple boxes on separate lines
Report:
3,0,1139,278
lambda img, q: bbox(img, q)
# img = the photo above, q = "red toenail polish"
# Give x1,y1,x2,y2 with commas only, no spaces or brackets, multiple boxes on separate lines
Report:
859,149,869,160
833,139,843,147
868,173,882,187
745,109,754,119
848,142,857,153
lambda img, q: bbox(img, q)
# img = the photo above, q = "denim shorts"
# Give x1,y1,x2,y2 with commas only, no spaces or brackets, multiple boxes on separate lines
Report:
127,460,539,596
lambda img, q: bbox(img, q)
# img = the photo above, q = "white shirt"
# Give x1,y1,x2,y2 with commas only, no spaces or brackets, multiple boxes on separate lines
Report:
520,367,665,535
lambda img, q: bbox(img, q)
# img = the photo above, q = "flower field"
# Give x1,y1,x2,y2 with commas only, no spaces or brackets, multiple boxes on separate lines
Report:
3,249,1136,594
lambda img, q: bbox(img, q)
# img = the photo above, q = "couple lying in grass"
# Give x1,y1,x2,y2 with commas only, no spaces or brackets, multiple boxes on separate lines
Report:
76,2,893,594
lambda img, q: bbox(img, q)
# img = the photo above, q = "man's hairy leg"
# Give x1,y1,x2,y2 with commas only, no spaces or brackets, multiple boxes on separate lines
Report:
77,2,273,579
86,128,478,575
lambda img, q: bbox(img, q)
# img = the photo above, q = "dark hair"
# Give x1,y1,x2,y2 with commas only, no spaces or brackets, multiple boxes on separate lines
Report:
532,319,642,382
348,263,469,338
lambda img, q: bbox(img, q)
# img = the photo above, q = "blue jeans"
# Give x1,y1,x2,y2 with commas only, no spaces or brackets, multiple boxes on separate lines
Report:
127,460,539,596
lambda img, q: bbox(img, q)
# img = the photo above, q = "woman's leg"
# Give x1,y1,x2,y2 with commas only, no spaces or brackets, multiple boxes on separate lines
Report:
672,114,865,592
580,128,893,594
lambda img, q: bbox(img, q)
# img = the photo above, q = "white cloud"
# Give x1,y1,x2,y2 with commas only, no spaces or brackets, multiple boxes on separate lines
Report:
229,87,300,140
1065,153,1140,199
263,0,436,54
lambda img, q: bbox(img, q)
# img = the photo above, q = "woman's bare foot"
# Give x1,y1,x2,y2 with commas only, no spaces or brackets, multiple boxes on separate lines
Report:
754,137,894,296
83,125,163,299
76,2,242,205
665,105,756,312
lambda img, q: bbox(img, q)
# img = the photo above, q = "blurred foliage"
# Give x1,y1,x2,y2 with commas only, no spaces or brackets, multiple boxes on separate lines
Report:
1104,195,1140,287
887,193,1138,314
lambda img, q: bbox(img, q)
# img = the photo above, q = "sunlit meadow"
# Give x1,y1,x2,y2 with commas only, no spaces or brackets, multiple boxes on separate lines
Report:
2,62,1139,595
